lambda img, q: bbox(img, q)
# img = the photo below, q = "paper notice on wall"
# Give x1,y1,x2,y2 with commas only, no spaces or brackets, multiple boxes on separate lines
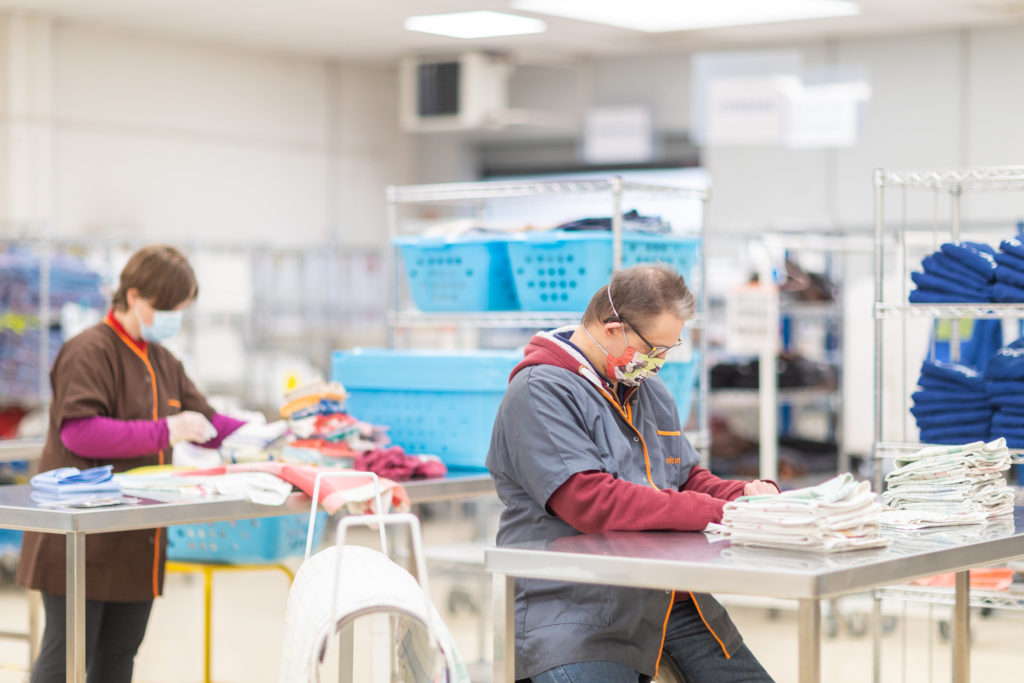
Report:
725,284,780,356
583,106,654,164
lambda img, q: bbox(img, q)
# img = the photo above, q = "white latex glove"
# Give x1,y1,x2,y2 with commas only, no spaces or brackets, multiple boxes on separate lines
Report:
167,411,218,445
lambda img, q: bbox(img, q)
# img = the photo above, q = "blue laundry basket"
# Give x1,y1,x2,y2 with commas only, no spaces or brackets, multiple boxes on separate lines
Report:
167,512,327,564
394,234,519,311
332,348,521,469
506,231,701,311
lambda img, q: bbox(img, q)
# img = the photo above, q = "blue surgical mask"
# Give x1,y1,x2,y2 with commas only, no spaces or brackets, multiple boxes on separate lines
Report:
136,308,183,342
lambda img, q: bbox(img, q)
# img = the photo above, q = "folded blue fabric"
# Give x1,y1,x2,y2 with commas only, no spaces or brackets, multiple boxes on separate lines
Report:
991,412,1024,429
922,252,993,286
984,345,1024,380
910,402,991,418
995,266,1024,288
990,394,1024,409
919,360,984,389
909,288,992,304
988,426,1024,439
992,281,1024,303
915,410,991,429
919,426,989,443
984,379,1024,396
994,250,1024,273
1000,237,1024,260
939,242,998,277
911,388,989,404
1004,435,1024,449
918,375,975,392
910,271,990,298
30,465,120,495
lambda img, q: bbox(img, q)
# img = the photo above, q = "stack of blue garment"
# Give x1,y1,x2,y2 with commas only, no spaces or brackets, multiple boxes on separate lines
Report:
993,237,1024,302
984,340,1024,448
909,242,996,303
29,465,124,506
911,360,991,444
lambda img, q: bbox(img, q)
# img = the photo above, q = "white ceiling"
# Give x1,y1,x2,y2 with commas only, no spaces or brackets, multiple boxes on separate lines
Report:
0,0,1021,62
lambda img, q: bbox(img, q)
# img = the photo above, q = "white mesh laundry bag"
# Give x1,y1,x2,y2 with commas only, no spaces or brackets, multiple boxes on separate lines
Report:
278,516,469,683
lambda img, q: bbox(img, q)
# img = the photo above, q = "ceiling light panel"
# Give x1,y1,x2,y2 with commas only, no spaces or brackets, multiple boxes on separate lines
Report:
511,0,860,33
404,10,547,39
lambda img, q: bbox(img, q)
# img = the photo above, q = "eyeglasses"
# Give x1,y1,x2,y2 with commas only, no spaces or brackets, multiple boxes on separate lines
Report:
604,316,685,359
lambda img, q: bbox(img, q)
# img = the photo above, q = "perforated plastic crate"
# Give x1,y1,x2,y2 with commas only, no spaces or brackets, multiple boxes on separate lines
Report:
394,234,518,312
506,231,700,311
332,348,521,470
166,511,327,564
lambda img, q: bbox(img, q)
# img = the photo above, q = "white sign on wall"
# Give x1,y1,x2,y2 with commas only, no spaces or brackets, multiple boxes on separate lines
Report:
705,76,794,146
582,105,654,165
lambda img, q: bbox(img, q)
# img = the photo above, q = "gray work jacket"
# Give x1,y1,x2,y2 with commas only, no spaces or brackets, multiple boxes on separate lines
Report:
486,328,742,680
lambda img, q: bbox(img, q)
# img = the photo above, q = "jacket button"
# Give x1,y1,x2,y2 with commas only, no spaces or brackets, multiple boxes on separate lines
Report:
633,436,639,442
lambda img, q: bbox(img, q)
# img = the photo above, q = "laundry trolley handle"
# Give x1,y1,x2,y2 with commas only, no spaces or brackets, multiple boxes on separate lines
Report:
333,513,456,681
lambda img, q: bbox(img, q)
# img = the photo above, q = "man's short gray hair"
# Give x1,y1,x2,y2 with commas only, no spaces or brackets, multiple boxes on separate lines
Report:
581,263,696,327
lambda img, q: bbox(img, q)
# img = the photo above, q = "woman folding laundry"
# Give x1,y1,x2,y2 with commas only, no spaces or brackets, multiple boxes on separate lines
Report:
17,245,245,683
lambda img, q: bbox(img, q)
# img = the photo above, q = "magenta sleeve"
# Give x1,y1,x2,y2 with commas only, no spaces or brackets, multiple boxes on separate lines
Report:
60,416,170,459
196,413,247,450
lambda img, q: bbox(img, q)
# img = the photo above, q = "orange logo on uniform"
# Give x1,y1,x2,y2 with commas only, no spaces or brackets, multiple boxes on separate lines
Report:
665,457,681,464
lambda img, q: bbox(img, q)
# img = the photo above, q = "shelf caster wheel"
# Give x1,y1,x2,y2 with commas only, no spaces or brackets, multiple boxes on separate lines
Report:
845,612,869,637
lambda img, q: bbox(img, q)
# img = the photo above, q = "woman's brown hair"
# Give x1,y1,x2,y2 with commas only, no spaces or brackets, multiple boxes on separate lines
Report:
111,245,198,311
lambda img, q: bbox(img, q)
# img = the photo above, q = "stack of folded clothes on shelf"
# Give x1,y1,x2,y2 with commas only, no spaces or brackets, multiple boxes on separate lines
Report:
722,473,890,553
984,339,1024,447
880,437,1014,529
281,379,391,465
909,241,996,303
218,419,289,463
910,360,991,444
993,237,1024,302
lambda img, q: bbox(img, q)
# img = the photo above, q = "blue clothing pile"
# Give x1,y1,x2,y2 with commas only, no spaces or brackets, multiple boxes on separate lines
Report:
909,242,996,304
29,465,124,507
911,360,991,444
993,238,1024,303
984,340,1024,448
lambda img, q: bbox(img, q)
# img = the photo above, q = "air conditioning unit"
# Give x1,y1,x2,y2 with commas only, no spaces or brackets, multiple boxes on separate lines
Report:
400,52,513,132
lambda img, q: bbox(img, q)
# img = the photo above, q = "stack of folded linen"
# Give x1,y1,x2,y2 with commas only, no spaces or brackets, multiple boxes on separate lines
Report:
722,473,890,553
984,341,1024,448
219,420,289,463
909,242,996,304
881,438,1014,528
993,238,1024,302
911,360,991,444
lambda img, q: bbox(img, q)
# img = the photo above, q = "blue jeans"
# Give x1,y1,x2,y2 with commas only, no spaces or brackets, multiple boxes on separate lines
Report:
528,600,773,683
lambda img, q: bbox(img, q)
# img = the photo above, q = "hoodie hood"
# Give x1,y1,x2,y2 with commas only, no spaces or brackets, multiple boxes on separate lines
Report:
510,325,611,393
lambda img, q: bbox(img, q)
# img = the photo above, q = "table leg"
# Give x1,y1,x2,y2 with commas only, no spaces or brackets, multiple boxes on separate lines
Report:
872,591,882,683
493,573,513,683
798,599,821,683
65,532,85,683
953,570,970,683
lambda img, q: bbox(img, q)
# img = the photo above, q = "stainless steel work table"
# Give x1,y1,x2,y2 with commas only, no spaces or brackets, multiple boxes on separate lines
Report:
0,471,494,683
486,507,1024,683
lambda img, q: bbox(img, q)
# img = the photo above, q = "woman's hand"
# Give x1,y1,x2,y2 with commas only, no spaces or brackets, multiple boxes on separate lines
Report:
743,480,779,496
167,411,217,445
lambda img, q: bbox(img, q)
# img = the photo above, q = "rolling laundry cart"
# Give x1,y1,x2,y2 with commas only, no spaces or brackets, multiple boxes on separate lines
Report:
278,512,467,683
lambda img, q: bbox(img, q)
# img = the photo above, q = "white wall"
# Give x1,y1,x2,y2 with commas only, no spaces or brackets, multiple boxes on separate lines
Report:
0,16,412,248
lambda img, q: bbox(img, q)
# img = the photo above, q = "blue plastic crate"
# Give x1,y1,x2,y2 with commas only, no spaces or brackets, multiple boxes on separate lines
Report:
0,528,22,555
506,231,701,311
166,511,327,564
332,348,521,470
395,234,518,312
657,354,701,426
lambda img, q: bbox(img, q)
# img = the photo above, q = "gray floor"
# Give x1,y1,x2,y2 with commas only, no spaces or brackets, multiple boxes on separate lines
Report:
0,507,1022,683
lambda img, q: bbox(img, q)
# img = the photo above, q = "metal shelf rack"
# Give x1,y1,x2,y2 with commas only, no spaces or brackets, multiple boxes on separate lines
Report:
386,176,712,460
871,164,1024,682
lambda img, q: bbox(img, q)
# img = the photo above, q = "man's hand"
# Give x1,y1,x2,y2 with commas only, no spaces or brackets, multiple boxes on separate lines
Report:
743,480,779,496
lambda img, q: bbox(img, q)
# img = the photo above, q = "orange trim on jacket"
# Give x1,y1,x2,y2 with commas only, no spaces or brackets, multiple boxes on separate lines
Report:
103,311,164,598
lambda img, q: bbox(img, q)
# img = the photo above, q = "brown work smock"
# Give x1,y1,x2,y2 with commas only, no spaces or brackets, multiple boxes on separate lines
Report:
16,312,214,602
